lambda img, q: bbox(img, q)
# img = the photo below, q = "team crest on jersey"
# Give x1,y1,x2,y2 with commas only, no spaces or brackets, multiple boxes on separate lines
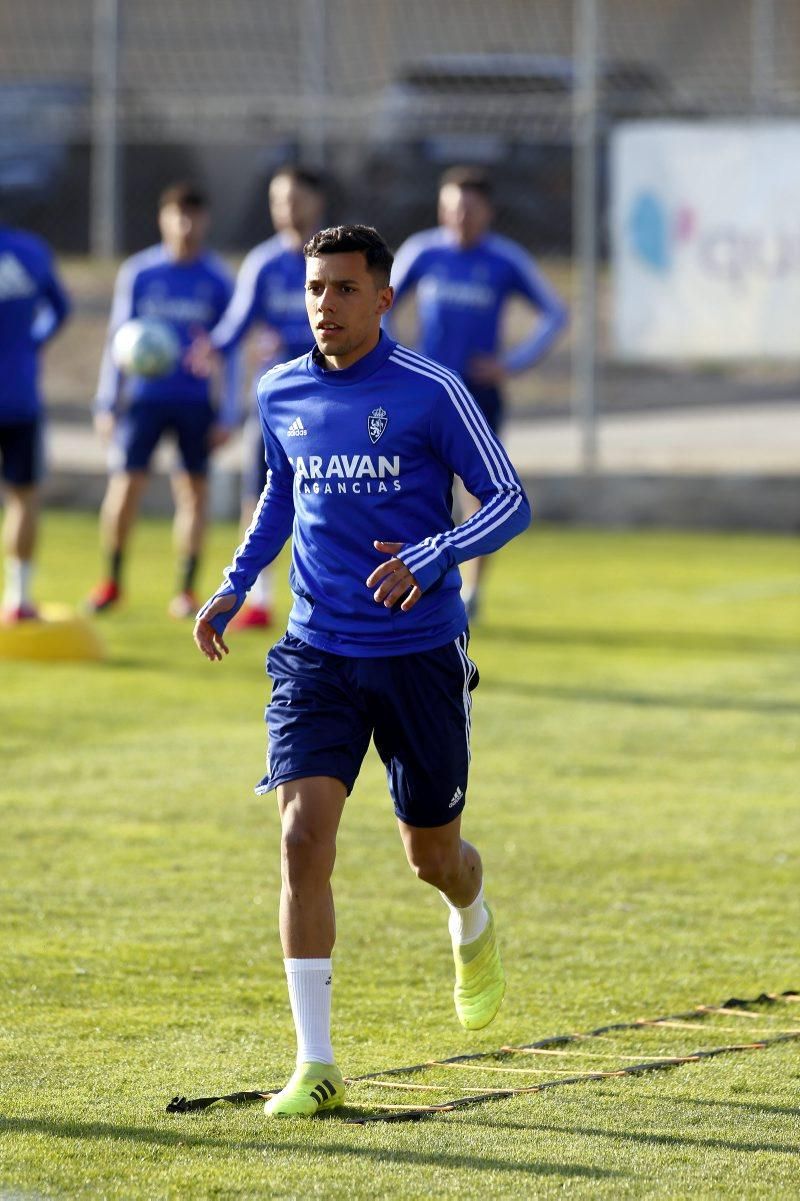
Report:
367,406,388,444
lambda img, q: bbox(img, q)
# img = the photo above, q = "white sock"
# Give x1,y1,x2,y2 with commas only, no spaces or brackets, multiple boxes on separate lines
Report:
3,558,33,609
284,957,334,1066
250,569,272,608
440,883,489,945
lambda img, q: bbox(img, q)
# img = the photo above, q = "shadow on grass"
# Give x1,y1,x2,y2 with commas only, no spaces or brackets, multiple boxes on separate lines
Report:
483,1119,798,1157
645,1094,800,1120
104,652,267,676
478,622,798,657
0,1115,622,1179
478,676,800,716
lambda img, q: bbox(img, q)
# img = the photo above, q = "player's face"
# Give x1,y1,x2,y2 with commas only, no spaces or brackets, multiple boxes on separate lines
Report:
270,176,324,238
159,202,210,259
305,251,393,370
438,184,493,248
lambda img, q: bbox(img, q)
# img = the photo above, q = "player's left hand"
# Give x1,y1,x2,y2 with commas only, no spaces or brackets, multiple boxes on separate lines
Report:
468,354,507,386
367,541,422,612
255,327,284,363
208,423,232,450
93,411,116,441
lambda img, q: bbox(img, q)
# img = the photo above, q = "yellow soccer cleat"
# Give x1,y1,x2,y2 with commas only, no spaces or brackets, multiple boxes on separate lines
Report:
264,1062,345,1118
452,907,505,1030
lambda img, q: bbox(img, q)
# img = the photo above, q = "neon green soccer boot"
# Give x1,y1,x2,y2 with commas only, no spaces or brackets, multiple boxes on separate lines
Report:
452,906,505,1030
264,1062,345,1117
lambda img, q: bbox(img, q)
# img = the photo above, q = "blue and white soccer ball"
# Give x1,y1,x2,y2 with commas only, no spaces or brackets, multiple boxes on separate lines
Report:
111,318,181,378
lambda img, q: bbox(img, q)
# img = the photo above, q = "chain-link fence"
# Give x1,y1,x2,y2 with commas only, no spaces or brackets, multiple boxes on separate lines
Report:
2,0,799,433
8,1,798,251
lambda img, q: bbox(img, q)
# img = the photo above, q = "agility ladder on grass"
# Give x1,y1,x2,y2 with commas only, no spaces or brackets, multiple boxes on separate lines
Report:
167,989,799,1124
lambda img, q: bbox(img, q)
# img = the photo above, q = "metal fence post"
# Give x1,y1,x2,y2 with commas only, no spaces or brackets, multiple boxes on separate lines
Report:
300,0,328,169
751,0,776,114
90,0,120,258
573,0,600,473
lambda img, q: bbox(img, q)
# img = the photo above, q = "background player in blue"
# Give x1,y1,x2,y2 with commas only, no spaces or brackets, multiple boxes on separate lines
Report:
192,165,326,629
0,220,70,622
193,224,531,1118
389,165,567,620
89,182,239,618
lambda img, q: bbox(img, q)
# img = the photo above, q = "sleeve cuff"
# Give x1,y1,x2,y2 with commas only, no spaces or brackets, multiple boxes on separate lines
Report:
398,544,448,593
197,586,246,635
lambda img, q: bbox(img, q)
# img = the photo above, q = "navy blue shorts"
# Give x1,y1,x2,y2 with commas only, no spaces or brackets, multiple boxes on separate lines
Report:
242,414,268,501
0,417,43,486
259,632,479,828
464,383,503,436
115,399,215,475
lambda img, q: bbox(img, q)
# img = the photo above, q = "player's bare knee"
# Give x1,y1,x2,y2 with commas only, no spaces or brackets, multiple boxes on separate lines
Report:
175,474,206,513
407,845,460,892
280,820,335,884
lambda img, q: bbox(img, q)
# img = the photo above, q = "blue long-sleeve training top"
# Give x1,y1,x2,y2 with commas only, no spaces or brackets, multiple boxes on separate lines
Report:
209,232,315,397
95,244,240,426
388,228,567,379
0,224,71,422
202,333,531,656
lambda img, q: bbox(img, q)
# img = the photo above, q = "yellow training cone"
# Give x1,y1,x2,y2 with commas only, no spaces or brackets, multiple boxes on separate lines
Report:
0,604,106,662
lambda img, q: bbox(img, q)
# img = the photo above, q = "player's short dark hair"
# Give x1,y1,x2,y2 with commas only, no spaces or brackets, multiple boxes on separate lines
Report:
158,181,209,211
304,224,394,286
439,165,493,201
272,164,326,195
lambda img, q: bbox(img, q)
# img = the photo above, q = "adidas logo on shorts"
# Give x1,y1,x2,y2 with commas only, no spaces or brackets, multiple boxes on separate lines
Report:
287,417,308,437
449,786,464,808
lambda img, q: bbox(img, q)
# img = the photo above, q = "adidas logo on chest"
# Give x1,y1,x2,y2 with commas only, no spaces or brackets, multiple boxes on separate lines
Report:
287,417,308,437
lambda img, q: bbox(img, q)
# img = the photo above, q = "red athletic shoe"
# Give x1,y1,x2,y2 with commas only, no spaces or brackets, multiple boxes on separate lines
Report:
1,602,39,625
86,579,121,613
167,590,198,620
230,603,272,630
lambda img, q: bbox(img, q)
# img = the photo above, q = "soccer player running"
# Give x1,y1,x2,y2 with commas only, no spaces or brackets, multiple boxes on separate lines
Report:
88,182,239,618
189,165,326,629
389,165,567,621
0,220,71,622
194,224,531,1118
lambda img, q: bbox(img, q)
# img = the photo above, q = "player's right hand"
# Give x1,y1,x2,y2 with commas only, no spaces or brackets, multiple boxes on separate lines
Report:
184,331,216,378
193,593,238,662
207,423,232,451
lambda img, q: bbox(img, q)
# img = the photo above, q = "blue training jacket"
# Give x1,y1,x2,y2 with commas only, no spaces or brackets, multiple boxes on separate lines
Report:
201,333,531,656
0,225,71,422
95,244,240,426
388,227,567,380
209,233,315,396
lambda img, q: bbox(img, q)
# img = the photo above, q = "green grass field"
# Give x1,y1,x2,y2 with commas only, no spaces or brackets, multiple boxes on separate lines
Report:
2,513,799,1199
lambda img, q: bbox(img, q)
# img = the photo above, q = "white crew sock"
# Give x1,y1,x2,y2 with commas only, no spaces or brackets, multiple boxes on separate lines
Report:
440,883,489,945
250,568,273,608
284,957,334,1066
3,557,33,609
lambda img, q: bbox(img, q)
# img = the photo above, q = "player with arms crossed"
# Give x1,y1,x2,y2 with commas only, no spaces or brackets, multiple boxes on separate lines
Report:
89,182,239,618
0,220,70,622
194,225,531,1118
191,165,326,628
389,165,566,620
